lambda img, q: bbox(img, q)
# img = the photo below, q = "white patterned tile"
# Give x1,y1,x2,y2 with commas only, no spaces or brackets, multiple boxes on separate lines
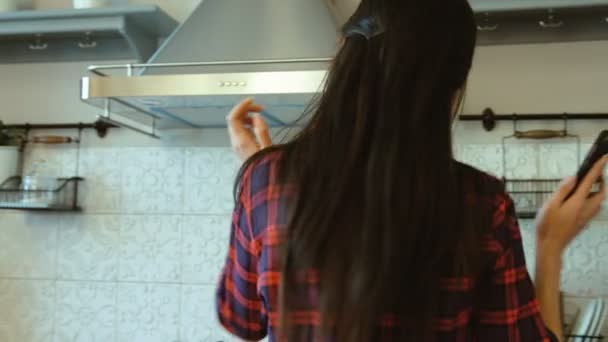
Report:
455,144,503,177
78,148,124,213
503,143,539,179
561,221,608,296
54,281,116,342
181,216,231,285
118,215,182,282
595,221,608,295
518,219,537,277
184,148,240,215
579,143,593,165
538,143,579,179
512,219,608,298
217,149,241,182
57,215,120,281
180,285,237,342
0,280,55,342
23,146,78,178
116,283,180,342
121,148,185,213
0,213,58,279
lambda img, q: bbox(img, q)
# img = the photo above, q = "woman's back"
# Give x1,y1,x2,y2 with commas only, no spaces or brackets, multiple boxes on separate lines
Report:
217,0,607,339
216,153,557,341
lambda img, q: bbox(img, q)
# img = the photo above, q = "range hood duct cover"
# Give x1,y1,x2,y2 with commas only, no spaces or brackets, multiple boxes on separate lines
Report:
144,0,340,75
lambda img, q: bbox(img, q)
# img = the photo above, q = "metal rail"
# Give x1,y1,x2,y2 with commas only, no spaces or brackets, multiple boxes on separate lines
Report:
4,121,117,138
88,58,334,76
459,108,608,131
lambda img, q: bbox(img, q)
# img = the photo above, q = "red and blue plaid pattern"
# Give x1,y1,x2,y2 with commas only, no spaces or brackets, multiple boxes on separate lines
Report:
217,153,558,342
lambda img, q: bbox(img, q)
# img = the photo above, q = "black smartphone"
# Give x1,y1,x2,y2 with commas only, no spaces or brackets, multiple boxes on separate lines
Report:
576,130,608,186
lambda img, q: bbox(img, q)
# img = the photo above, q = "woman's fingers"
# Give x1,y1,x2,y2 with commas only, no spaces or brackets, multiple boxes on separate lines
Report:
227,98,258,123
586,178,606,208
252,113,272,148
572,156,608,202
553,176,577,205
226,98,272,162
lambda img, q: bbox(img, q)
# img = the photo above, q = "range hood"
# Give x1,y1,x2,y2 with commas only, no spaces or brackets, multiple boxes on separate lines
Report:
81,0,608,137
81,0,339,137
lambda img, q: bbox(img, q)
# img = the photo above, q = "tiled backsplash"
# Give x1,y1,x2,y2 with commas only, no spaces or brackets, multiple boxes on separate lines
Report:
0,142,606,341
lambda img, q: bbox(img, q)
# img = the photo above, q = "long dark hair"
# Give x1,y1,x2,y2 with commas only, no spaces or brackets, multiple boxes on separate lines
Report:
237,0,479,340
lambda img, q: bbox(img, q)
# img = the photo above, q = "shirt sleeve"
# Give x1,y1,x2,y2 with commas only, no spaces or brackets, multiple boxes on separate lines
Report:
474,193,559,342
216,169,268,341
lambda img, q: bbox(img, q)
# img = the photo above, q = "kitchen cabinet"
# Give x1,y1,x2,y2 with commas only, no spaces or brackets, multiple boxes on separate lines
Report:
328,0,608,45
470,0,608,12
471,0,608,45
0,5,177,63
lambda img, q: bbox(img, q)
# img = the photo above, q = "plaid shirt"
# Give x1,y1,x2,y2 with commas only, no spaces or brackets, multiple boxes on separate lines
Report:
217,153,558,342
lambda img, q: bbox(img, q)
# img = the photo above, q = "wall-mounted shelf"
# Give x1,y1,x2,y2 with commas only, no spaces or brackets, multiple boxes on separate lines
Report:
473,1,608,45
0,5,178,63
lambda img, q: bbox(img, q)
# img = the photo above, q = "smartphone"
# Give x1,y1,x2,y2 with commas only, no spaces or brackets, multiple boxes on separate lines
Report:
576,130,608,186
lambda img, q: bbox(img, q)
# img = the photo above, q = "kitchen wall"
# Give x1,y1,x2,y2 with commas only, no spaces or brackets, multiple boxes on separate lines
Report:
0,146,241,342
1,1,608,341
2,134,607,342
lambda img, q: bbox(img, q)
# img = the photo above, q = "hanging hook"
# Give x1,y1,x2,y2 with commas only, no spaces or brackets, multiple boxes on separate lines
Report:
28,34,48,50
481,108,496,131
477,12,499,31
539,9,564,29
78,32,98,49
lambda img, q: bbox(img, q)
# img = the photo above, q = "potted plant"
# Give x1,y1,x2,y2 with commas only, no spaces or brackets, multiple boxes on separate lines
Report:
0,0,17,12
0,121,24,183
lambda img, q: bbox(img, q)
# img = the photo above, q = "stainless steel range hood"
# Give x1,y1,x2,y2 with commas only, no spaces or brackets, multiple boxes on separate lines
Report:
81,0,339,137
81,0,608,137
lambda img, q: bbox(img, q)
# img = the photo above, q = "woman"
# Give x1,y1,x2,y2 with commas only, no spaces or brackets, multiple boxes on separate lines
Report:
217,0,607,341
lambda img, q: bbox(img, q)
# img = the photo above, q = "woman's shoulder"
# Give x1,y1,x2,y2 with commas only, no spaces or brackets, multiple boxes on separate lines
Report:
237,147,286,196
456,161,521,254
455,161,507,199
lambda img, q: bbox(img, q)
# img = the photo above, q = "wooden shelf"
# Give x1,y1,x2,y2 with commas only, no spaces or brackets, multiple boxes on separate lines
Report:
0,5,178,63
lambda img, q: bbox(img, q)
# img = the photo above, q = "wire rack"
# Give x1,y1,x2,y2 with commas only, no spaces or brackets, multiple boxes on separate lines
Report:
566,335,604,341
0,176,83,211
504,179,562,219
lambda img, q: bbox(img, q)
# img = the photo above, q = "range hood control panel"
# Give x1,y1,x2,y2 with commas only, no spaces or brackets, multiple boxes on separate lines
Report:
218,81,248,87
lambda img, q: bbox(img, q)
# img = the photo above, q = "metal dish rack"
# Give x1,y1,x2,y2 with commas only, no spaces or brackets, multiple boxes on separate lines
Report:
0,123,97,212
565,335,604,341
0,176,83,211
502,119,581,219
504,179,562,219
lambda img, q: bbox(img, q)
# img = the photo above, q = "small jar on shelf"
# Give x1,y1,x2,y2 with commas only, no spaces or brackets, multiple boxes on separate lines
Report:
73,0,109,9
